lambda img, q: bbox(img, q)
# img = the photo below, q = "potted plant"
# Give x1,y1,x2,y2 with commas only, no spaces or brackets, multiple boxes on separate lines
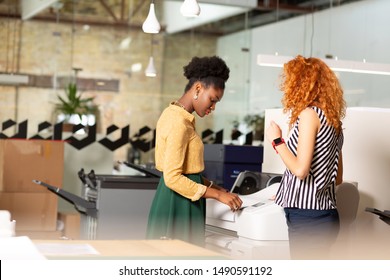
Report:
231,119,241,140
54,82,98,131
243,114,265,141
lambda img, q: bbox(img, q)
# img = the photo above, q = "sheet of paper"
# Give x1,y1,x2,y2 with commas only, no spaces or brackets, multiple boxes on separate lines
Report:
35,243,100,256
206,199,235,221
239,196,265,209
0,236,47,260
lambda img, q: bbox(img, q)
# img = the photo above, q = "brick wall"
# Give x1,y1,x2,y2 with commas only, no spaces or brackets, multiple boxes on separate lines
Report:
0,18,218,162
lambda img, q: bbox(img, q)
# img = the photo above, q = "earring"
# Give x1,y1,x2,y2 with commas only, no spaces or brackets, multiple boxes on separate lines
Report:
193,95,198,100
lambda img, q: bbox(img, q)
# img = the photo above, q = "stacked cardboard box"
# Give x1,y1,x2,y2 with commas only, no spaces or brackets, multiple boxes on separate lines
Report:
57,211,81,239
0,139,65,238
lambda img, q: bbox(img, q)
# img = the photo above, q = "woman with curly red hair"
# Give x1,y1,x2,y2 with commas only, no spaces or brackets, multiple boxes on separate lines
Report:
266,55,346,259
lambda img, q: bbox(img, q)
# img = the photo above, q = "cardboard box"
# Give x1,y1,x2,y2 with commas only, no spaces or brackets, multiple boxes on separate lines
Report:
58,211,81,239
0,192,58,231
16,230,63,240
0,139,64,192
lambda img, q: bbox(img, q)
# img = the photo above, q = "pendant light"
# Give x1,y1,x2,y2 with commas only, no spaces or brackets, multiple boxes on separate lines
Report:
180,0,201,17
145,57,157,77
145,36,157,77
142,0,161,34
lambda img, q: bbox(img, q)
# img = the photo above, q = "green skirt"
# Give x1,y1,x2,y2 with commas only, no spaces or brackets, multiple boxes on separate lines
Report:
146,174,206,247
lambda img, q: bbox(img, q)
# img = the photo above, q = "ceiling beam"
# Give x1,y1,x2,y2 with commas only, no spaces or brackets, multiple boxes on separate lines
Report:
257,0,315,14
129,0,147,19
98,0,119,22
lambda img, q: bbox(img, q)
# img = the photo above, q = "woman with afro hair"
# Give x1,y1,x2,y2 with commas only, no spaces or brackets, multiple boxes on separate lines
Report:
266,55,346,259
146,56,242,246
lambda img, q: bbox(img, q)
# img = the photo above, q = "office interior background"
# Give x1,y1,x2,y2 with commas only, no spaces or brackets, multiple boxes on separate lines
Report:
0,0,389,258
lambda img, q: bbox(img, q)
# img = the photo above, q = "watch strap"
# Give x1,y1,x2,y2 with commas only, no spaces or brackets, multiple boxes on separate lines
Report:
272,137,285,153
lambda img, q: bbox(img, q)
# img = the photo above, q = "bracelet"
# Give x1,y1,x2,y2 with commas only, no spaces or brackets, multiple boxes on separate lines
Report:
208,181,214,188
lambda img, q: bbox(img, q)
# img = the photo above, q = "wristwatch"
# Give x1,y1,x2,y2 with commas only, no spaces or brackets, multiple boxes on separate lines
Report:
272,137,285,153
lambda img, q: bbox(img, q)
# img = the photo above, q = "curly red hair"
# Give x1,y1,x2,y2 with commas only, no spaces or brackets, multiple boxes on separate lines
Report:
280,55,346,133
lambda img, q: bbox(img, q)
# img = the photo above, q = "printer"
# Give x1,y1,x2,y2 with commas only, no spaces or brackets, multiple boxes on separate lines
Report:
34,162,160,240
205,171,290,259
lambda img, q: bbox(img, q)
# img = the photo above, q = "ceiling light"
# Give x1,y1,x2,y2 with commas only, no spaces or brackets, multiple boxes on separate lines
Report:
257,54,390,76
145,57,157,77
145,35,157,77
142,1,161,34
119,37,132,50
180,0,201,17
131,63,142,73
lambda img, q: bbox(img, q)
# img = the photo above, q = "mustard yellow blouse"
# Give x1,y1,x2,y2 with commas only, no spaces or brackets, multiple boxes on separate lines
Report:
154,103,207,201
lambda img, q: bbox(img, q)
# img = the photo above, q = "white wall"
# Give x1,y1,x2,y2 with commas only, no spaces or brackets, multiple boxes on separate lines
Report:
342,108,390,224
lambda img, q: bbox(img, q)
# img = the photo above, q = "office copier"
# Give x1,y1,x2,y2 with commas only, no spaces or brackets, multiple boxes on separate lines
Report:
205,171,289,259
34,162,160,240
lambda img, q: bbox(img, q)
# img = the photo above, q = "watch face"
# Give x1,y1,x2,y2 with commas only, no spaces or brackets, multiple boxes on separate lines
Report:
273,138,283,144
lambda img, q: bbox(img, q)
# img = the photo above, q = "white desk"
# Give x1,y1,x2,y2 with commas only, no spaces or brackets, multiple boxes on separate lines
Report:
33,239,226,259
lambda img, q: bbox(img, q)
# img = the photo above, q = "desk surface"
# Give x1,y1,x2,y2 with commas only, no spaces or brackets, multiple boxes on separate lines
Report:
33,239,225,259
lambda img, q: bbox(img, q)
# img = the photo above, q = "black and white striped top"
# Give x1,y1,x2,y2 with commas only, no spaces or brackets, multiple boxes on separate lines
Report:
275,106,344,210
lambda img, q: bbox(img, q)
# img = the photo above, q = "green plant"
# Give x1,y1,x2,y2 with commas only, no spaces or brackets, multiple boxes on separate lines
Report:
243,114,265,141
54,83,97,122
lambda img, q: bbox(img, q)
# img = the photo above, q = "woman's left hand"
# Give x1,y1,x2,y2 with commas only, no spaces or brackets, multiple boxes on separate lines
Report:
266,121,282,143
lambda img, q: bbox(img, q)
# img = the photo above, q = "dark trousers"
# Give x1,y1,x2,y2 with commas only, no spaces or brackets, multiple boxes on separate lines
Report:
284,208,340,259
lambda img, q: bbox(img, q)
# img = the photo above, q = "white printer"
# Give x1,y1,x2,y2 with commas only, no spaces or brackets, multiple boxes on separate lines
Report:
205,171,290,259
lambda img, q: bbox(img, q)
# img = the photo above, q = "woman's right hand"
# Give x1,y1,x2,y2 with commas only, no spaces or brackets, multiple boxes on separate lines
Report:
266,120,282,143
217,190,243,212
203,187,243,212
